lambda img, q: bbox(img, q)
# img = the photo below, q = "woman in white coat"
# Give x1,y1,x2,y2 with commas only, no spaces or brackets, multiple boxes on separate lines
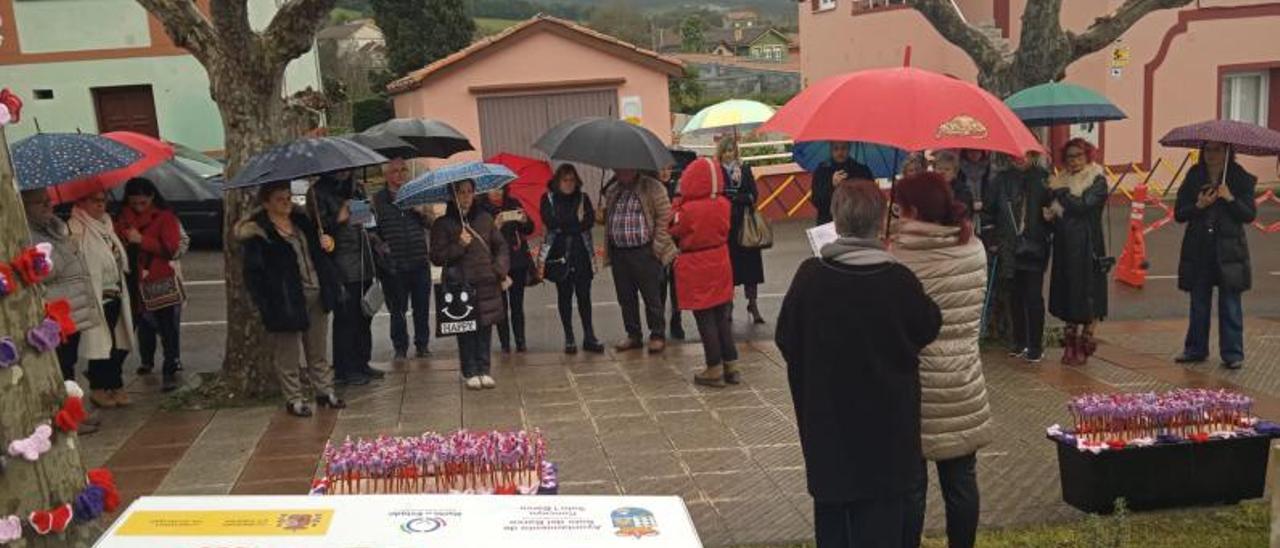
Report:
69,191,136,409
891,172,993,548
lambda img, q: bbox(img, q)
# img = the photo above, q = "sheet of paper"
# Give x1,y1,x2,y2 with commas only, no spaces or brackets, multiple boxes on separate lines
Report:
806,222,838,257
348,199,374,227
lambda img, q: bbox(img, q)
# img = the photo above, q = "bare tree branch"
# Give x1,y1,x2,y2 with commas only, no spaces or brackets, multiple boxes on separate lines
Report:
262,0,337,67
907,0,1005,74
135,0,218,64
1069,0,1194,60
208,0,254,51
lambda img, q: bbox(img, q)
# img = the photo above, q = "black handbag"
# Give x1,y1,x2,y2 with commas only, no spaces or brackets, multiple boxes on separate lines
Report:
1006,199,1046,262
435,264,478,338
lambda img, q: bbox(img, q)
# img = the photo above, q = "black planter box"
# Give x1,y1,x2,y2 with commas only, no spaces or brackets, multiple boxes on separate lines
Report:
1050,434,1274,514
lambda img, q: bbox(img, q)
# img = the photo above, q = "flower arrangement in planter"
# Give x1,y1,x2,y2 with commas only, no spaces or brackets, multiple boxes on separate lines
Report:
1048,389,1268,452
311,430,557,496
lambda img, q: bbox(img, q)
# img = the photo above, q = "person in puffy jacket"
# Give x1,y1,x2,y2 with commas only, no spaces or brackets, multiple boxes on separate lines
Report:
891,172,993,548
116,178,185,392
670,157,737,387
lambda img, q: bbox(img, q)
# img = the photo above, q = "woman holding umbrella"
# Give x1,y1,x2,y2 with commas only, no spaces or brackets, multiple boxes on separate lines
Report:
430,179,510,390
1045,138,1109,365
1174,141,1257,370
717,136,766,325
480,186,535,354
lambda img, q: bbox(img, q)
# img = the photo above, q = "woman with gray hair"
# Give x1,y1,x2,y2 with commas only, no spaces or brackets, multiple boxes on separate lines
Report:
778,180,942,547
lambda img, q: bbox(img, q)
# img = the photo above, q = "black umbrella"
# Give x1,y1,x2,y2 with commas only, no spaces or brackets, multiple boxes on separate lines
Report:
226,137,388,189
342,132,418,160
363,118,474,159
534,117,674,172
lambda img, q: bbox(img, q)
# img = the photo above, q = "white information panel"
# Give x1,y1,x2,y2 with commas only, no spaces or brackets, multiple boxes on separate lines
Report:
95,494,702,548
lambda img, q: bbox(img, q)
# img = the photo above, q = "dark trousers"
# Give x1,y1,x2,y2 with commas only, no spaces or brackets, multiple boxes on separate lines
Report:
137,304,181,374
57,332,81,382
86,298,128,390
1008,269,1046,354
385,266,431,353
905,454,979,548
1184,280,1245,363
457,324,493,378
555,273,597,345
610,246,665,341
693,303,737,366
660,267,683,331
333,281,374,380
497,267,528,350
814,497,909,548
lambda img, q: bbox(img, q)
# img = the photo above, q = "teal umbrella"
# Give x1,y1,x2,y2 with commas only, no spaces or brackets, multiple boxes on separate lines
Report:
1005,82,1125,127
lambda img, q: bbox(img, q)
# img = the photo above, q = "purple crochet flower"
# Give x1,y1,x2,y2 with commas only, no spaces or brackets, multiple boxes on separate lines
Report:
26,319,60,353
73,485,105,522
0,337,17,367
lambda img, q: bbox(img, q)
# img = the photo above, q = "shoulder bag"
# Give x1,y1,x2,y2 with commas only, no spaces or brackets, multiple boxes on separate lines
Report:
434,223,482,337
359,232,385,318
739,207,774,250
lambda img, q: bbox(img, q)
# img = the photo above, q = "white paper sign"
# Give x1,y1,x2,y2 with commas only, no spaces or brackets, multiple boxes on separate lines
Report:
95,494,702,548
806,222,838,257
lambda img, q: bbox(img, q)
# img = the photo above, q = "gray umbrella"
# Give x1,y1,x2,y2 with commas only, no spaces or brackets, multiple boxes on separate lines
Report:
534,117,675,171
226,136,388,188
343,132,418,160
363,118,474,159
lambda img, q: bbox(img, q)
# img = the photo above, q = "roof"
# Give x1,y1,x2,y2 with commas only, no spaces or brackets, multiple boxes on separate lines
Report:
387,15,685,96
707,27,791,48
316,19,378,41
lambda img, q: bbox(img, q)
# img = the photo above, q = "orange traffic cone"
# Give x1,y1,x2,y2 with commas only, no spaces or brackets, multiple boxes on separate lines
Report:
1115,182,1150,288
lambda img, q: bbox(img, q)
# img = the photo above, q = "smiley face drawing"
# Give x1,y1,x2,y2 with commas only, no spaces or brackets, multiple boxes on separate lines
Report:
441,289,474,321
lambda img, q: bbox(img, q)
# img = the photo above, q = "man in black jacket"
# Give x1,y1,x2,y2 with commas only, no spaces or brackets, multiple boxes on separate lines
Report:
778,181,942,547
810,141,874,226
372,158,434,360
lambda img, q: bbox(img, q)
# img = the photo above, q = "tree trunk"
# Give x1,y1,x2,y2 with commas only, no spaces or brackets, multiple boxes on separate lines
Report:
0,127,99,546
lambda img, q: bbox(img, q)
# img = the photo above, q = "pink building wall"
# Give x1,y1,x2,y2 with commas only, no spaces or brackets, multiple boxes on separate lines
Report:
391,30,674,165
798,0,1280,181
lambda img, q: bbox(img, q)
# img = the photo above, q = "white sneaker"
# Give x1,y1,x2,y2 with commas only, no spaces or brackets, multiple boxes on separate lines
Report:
480,375,496,389
465,376,483,390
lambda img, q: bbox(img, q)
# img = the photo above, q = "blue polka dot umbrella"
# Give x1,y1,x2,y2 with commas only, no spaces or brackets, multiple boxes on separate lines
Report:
12,133,143,195
394,161,517,208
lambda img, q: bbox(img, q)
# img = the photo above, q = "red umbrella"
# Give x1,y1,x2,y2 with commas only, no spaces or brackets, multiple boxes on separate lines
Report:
760,60,1043,157
486,153,553,236
49,131,175,204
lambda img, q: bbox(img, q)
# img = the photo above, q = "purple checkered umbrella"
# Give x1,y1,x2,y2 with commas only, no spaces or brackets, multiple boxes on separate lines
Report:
1159,119,1280,156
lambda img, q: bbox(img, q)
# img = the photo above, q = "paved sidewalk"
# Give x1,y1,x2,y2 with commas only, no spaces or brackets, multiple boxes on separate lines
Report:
81,317,1280,546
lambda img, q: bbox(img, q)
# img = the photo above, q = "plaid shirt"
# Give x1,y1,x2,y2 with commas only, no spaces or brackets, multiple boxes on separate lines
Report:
608,188,651,248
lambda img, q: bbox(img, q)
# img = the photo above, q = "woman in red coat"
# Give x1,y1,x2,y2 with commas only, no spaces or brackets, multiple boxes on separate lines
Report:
670,157,737,387
116,178,185,392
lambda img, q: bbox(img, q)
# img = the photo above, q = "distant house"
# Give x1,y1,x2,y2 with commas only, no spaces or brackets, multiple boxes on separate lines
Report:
707,27,794,62
317,18,386,65
724,9,761,30
0,0,320,152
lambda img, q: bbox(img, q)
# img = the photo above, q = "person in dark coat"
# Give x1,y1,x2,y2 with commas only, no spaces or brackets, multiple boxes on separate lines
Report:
430,179,510,391
778,180,942,548
990,153,1052,362
372,158,433,360
810,141,874,226
541,165,605,355
239,181,345,417
480,187,535,353
656,164,686,340
314,171,384,386
1174,141,1257,370
1045,138,1109,366
717,136,766,324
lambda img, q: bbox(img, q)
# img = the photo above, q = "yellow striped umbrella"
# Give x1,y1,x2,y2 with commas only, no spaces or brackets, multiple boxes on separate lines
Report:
681,99,776,135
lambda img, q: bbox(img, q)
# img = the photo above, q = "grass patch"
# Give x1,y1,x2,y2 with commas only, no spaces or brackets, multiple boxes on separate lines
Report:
732,501,1268,548
475,17,521,37
160,372,283,411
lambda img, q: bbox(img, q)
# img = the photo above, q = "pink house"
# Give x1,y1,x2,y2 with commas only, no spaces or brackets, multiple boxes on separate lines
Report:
388,15,684,166
798,0,1280,180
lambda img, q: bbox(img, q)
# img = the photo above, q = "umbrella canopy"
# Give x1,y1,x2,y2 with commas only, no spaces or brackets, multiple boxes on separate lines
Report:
395,161,517,208
1159,119,1280,157
12,132,143,194
45,131,176,204
681,99,776,135
534,117,675,171
760,66,1044,156
110,158,220,203
226,137,388,189
486,153,552,236
1005,82,1126,127
792,141,906,179
342,132,418,160
363,118,474,159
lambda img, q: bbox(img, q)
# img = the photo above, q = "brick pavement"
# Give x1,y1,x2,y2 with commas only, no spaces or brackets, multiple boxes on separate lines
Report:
81,316,1280,546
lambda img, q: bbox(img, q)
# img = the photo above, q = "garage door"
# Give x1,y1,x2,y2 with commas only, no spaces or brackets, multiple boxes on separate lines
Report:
477,89,618,195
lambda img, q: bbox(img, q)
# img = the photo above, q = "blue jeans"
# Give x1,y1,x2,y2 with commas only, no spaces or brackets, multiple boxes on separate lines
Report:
385,266,431,354
1184,281,1245,363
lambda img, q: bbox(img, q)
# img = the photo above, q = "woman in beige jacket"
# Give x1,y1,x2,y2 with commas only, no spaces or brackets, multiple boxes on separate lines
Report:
892,172,993,548
68,191,136,409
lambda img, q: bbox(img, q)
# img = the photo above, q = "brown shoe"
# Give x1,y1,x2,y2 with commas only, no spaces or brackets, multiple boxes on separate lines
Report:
694,365,726,388
111,389,132,407
90,389,116,408
615,338,644,352
723,362,741,385
647,337,667,353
